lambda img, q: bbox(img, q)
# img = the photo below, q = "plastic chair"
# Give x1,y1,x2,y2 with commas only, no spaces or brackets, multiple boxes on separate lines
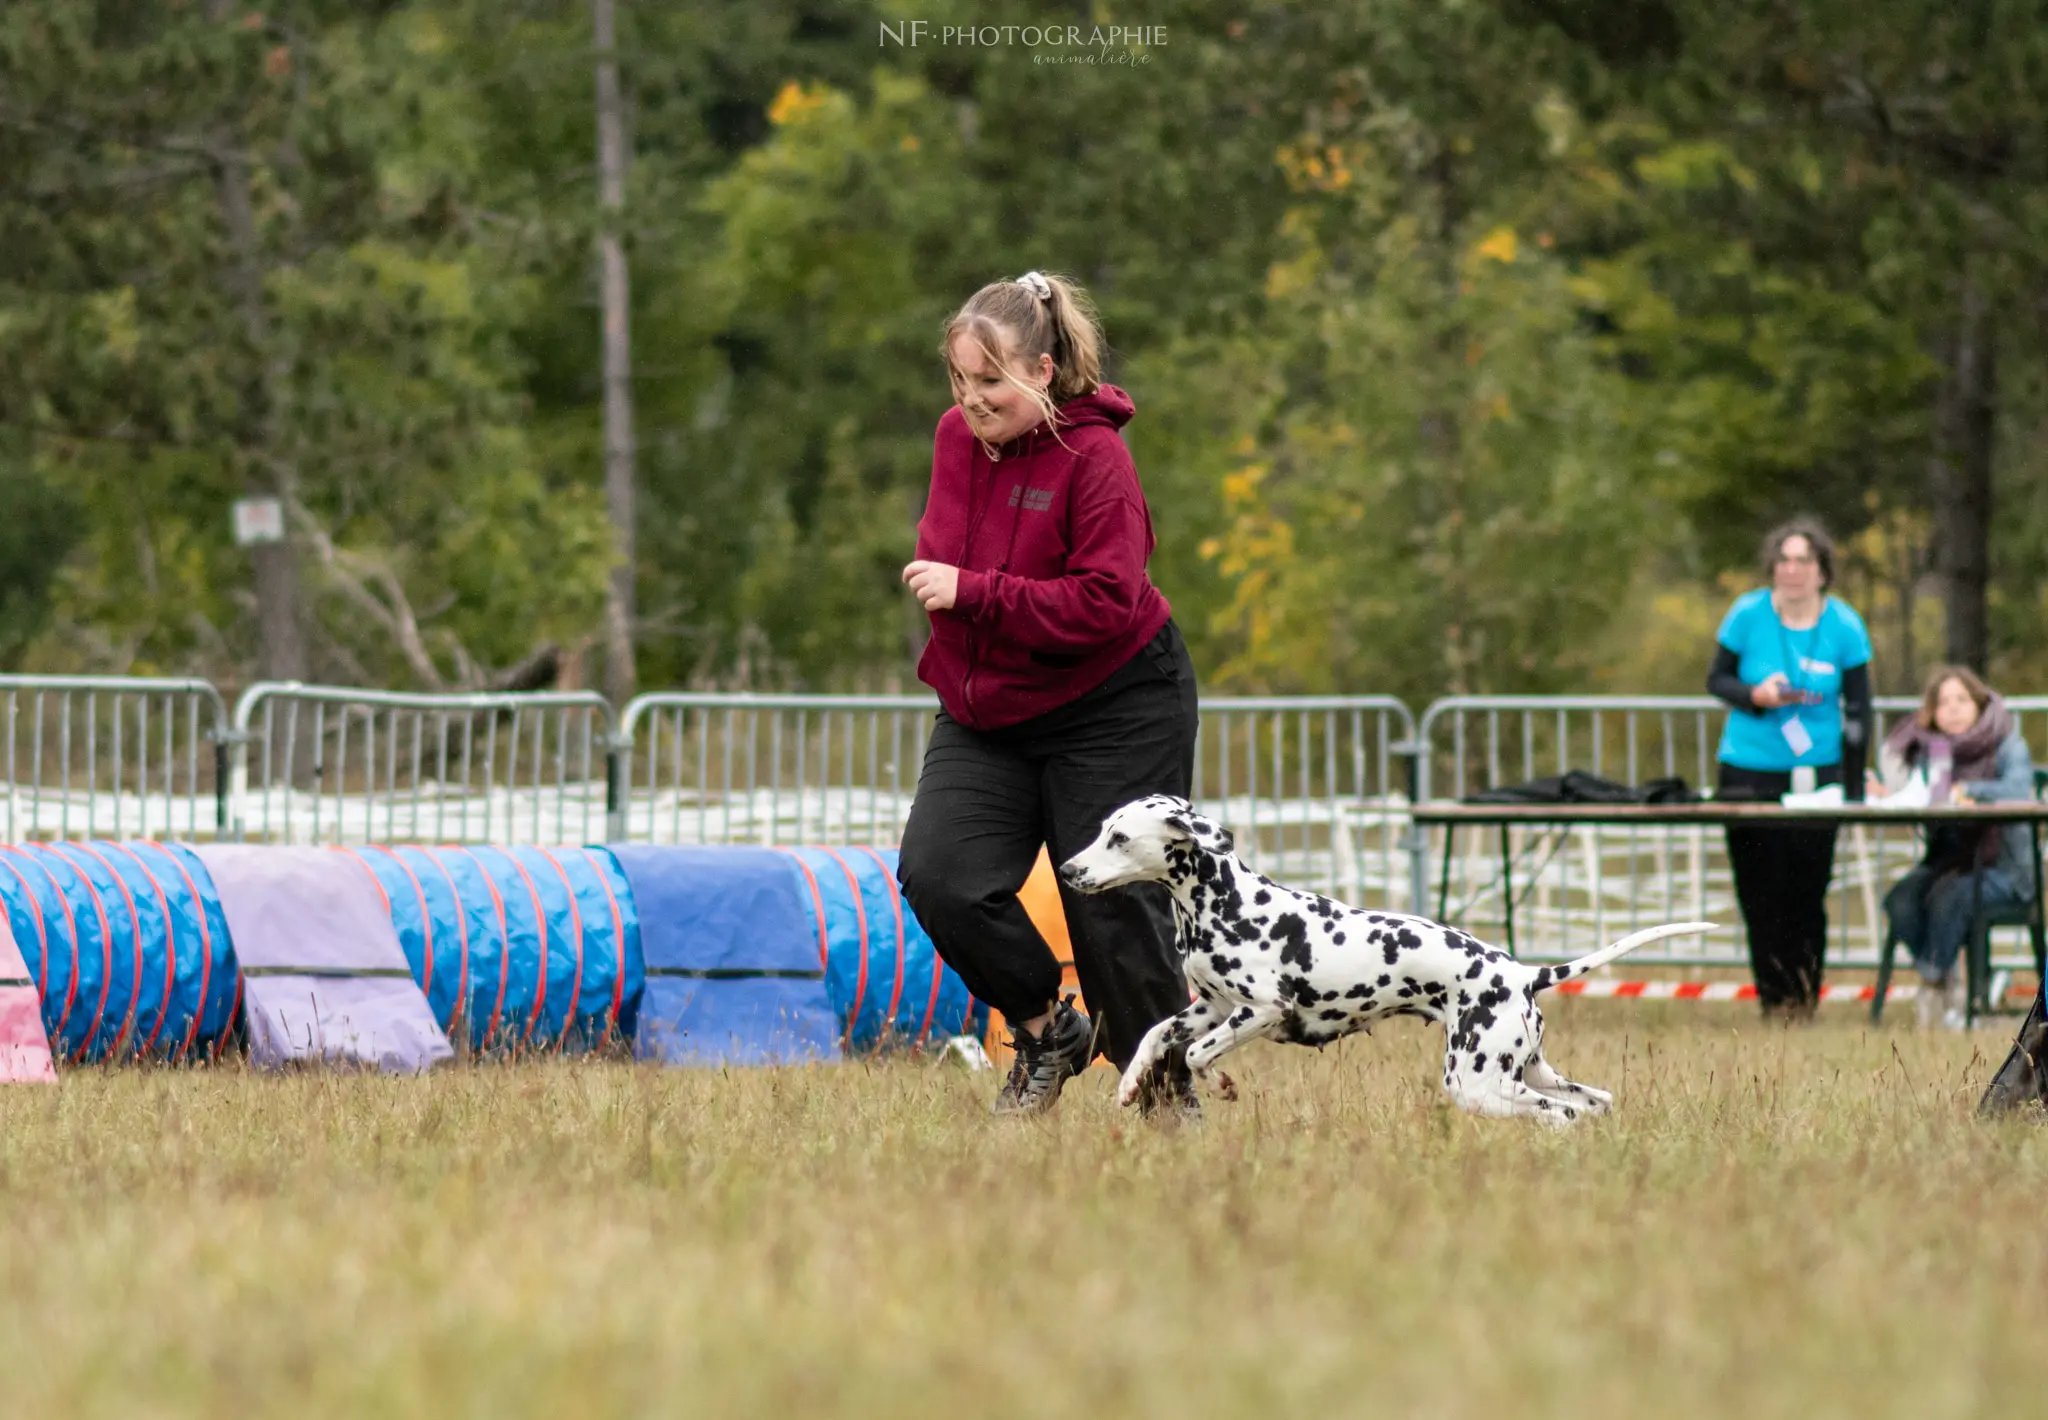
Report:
1872,767,2048,1026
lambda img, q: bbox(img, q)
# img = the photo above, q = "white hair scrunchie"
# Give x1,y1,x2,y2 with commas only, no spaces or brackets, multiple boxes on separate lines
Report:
1016,270,1053,302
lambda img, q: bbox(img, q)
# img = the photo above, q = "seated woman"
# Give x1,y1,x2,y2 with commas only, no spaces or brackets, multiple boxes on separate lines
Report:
1871,666,2037,1028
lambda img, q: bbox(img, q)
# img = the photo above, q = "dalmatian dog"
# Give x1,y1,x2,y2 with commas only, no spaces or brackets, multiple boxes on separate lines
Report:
1059,795,1714,1125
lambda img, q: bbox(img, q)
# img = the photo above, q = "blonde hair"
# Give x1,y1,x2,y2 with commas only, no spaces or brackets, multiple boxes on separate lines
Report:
939,269,1105,458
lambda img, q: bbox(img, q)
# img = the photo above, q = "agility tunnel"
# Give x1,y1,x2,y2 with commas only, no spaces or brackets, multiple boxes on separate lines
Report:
615,845,836,1065
778,846,988,1054
327,845,644,1054
195,846,453,1072
0,841,241,1063
0,840,993,1074
610,845,987,1064
0,917,55,1081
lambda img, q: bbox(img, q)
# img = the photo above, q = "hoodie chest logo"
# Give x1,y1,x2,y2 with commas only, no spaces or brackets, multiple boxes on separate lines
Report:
1007,484,1054,512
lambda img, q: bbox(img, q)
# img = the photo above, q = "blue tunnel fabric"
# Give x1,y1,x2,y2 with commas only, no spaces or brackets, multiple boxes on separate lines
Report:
781,846,987,1053
0,840,238,1062
609,844,838,1067
136,841,242,1054
0,836,988,1069
335,847,466,1032
334,844,642,1052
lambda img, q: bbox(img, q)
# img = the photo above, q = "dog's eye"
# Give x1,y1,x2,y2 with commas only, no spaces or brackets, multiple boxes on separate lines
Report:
1109,832,1128,848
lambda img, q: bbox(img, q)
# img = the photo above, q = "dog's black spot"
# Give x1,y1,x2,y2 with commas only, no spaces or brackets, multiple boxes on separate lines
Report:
1253,889,1270,906
1378,974,1391,987
1278,974,1319,1007
1332,931,1346,946
1382,942,1401,967
1270,913,1313,971
1465,959,1484,980
1319,1008,1346,1022
1498,1051,1515,1073
1344,983,1373,999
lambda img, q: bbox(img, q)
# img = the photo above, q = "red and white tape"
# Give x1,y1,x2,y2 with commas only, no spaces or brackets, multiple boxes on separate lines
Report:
1554,978,2029,1004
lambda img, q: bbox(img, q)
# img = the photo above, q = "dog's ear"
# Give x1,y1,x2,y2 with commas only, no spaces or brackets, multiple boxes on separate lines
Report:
1183,813,1235,855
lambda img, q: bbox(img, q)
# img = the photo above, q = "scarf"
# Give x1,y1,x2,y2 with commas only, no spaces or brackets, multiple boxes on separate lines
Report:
1885,690,2012,785
1885,690,2014,868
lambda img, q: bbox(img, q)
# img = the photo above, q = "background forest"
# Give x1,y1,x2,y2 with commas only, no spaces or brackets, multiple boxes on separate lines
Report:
3,0,2045,706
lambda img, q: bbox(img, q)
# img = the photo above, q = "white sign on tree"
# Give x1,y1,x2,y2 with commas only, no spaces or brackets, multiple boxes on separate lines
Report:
232,497,285,547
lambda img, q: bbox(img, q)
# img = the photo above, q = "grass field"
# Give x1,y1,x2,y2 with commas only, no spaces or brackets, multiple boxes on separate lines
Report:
3,1004,2045,1418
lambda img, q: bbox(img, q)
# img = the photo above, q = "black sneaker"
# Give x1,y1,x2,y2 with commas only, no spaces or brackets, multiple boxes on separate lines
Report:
992,998,1095,1115
1132,1042,1203,1125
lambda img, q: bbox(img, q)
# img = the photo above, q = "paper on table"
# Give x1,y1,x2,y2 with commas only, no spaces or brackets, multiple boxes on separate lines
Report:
1780,783,1846,809
1871,773,1932,810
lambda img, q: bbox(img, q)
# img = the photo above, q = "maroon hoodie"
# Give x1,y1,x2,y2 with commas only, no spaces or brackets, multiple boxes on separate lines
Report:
912,382,1172,730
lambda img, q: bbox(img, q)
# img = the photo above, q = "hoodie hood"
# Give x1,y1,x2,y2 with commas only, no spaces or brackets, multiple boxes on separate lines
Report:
992,382,1135,455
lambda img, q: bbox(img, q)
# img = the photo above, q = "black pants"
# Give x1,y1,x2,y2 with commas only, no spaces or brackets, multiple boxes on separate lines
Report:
896,620,1200,1069
1719,762,1841,1010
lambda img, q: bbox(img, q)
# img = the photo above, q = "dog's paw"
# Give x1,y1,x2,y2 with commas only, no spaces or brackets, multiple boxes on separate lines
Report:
1115,1072,1145,1108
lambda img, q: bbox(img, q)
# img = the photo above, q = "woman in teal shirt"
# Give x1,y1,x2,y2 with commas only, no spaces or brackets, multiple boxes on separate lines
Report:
1705,518,1874,1018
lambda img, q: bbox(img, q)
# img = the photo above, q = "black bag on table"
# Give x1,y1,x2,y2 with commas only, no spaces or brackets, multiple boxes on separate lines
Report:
1464,769,1696,806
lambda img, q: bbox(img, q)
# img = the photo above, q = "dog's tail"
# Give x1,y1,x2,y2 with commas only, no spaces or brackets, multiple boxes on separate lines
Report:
1531,922,1717,991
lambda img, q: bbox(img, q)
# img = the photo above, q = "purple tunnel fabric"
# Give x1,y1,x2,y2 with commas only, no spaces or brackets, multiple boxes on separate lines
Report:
192,845,452,1073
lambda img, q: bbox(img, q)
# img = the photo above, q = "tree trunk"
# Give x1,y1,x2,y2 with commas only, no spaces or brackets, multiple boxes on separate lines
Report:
593,0,638,706
208,0,306,683
211,138,307,683
1929,275,1996,672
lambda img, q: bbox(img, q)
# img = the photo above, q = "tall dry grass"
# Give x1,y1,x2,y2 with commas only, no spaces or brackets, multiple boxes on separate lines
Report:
2,1004,2043,1418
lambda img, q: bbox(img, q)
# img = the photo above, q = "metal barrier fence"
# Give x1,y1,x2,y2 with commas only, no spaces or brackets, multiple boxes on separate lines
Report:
8,673,2047,978
613,693,935,847
0,675,231,841
1414,695,2048,969
613,693,1420,904
228,683,616,845
1187,697,1418,905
